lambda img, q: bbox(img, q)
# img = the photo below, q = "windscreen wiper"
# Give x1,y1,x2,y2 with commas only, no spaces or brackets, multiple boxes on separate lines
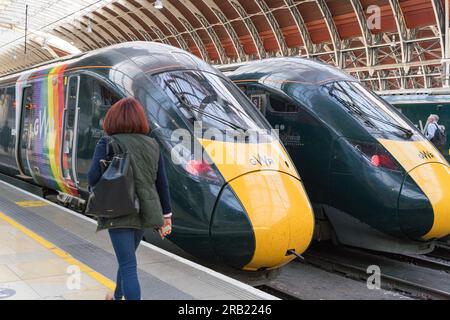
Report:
330,85,414,138
175,93,247,132
330,90,414,138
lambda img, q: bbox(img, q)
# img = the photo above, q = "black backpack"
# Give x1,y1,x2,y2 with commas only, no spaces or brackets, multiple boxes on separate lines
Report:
86,137,139,218
431,123,447,148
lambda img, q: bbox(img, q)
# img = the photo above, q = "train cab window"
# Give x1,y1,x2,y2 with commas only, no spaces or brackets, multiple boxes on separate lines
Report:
153,70,269,136
325,81,418,139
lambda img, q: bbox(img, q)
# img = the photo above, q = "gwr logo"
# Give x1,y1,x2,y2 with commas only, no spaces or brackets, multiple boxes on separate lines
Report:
418,150,435,160
250,155,274,167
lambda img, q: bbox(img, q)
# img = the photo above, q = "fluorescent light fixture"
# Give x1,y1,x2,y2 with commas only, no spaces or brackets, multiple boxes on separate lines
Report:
42,37,48,49
86,18,92,33
154,0,163,9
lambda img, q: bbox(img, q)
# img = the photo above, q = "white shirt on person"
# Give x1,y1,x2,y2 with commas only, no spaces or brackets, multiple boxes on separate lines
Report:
426,122,439,140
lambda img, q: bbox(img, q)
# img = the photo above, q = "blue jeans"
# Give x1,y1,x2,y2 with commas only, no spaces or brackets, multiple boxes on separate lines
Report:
108,228,145,300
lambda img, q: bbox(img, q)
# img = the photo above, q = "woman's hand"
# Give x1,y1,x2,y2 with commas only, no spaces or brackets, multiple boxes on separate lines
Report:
159,216,172,239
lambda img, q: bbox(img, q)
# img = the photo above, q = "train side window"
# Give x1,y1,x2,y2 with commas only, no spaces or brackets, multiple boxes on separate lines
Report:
66,78,78,129
0,88,6,123
268,94,299,113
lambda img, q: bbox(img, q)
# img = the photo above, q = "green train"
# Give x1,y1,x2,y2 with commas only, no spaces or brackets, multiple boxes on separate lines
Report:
223,58,450,254
381,90,450,162
0,43,315,271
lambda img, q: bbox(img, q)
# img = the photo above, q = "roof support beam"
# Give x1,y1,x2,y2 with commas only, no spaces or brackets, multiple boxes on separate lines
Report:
110,3,157,42
444,0,450,87
349,0,375,67
0,43,45,73
95,8,137,41
65,19,105,49
431,0,445,57
54,26,95,51
200,0,247,62
85,19,121,45
78,19,111,47
254,0,288,56
344,58,442,72
389,0,411,88
230,0,267,59
130,0,189,50
118,7,170,44
283,0,314,57
154,0,210,62
388,0,410,64
181,0,228,64
315,0,342,68
62,22,101,49
89,12,129,43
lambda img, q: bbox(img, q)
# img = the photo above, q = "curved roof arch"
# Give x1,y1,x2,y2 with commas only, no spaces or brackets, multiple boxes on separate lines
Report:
0,0,447,92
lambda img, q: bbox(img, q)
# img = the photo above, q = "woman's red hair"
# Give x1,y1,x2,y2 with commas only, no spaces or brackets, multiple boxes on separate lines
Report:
103,97,150,135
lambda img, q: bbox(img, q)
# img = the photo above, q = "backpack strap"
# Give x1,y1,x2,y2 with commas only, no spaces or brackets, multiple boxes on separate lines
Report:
105,136,122,161
107,136,127,157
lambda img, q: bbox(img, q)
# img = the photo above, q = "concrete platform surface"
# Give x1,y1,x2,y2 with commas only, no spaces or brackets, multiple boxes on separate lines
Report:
0,180,275,300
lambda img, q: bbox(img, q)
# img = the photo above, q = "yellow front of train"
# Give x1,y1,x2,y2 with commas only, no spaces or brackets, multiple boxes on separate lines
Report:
379,137,450,240
200,137,315,271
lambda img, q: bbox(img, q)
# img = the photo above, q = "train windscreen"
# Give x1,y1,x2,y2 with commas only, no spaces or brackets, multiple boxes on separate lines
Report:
324,81,419,139
153,70,271,135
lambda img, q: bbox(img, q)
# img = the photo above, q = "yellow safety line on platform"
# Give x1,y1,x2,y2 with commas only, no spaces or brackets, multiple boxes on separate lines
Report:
15,200,48,208
0,211,115,291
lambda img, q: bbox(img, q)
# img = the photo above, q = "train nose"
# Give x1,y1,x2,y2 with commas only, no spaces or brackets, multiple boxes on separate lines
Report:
210,171,314,271
399,163,450,240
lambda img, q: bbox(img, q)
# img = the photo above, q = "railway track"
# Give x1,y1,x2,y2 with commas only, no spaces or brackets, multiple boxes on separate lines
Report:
427,242,450,261
304,244,450,300
257,243,450,300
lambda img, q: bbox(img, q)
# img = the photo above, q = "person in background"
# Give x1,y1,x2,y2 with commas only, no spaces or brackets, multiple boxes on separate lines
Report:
87,97,172,300
424,114,447,154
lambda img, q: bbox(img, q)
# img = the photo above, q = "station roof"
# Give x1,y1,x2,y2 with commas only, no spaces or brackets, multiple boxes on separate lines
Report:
0,0,447,92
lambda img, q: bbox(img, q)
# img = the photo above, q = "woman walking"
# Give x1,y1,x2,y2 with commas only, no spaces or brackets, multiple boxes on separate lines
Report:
88,97,172,300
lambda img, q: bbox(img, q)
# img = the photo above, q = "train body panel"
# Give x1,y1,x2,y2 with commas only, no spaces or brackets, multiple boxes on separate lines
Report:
0,43,315,270
226,57,450,254
228,171,314,270
199,138,314,270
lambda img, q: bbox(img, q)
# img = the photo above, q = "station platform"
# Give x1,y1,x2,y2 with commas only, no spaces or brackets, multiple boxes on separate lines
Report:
0,180,275,300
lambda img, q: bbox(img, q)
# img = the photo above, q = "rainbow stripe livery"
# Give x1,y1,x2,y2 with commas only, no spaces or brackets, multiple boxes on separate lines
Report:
25,65,78,196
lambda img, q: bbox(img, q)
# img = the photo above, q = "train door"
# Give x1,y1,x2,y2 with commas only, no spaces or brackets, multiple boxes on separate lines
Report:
74,74,121,191
0,86,17,173
18,86,33,177
61,76,80,189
